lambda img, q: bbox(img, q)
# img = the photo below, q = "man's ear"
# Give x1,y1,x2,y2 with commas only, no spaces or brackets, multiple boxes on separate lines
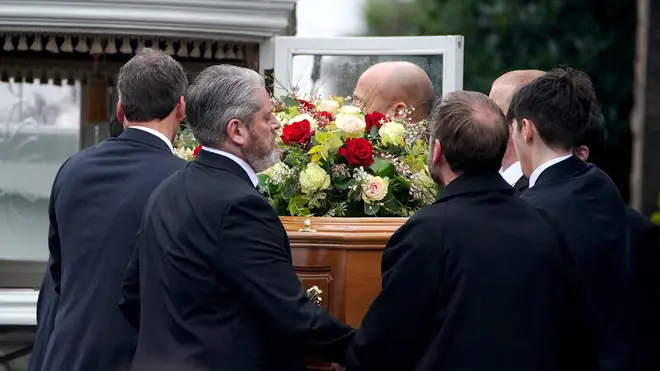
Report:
431,138,442,166
175,96,186,122
116,101,125,124
521,118,536,143
393,102,407,117
225,119,248,146
575,145,590,161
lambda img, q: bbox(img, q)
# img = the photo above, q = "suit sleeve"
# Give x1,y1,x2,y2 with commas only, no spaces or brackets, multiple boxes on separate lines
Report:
119,239,141,331
47,161,68,295
218,195,354,362
345,216,442,371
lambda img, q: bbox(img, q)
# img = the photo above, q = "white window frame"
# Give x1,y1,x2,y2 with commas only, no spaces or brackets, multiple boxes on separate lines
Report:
266,36,464,98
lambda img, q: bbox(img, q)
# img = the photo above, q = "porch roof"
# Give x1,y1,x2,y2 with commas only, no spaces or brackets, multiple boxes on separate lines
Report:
0,0,298,42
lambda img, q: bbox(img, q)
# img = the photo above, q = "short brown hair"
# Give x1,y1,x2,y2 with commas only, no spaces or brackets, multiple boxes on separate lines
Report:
117,48,188,123
430,91,509,173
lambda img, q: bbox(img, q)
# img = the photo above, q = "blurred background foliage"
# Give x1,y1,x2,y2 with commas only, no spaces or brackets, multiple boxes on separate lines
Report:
363,0,636,200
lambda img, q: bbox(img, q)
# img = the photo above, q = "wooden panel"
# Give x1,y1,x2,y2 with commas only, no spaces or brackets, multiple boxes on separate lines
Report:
344,250,383,328
292,248,346,323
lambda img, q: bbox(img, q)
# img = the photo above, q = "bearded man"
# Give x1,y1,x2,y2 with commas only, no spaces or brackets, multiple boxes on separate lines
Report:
120,65,353,371
353,61,435,123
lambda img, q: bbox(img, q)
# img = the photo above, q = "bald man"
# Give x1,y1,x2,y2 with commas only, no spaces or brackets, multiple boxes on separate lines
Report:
353,61,435,123
488,69,544,194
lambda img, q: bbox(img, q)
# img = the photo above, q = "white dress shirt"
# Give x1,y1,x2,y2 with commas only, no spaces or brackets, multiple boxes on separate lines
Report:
499,161,524,186
528,154,573,188
201,146,259,187
129,126,174,153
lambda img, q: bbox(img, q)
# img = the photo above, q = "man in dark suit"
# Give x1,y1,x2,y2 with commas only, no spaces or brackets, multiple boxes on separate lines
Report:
344,91,579,371
574,114,660,371
510,67,641,371
120,65,353,371
489,69,545,195
39,48,188,371
28,114,128,371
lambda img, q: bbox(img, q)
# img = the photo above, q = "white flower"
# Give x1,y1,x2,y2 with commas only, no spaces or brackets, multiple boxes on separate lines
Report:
339,105,362,116
362,176,389,204
261,162,293,185
379,121,405,146
173,147,194,161
335,113,366,138
289,113,318,130
318,99,340,114
299,163,331,195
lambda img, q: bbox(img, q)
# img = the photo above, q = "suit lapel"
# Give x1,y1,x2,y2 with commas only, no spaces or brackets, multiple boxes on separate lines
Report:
116,128,172,153
193,150,255,187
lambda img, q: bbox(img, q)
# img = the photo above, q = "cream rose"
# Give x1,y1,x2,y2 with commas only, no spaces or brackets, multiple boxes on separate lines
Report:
174,147,194,161
318,99,340,114
289,113,318,130
362,176,389,204
338,105,362,116
335,113,366,138
379,121,405,146
299,163,331,195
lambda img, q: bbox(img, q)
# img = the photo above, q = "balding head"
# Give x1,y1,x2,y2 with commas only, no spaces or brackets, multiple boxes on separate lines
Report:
353,61,434,122
489,70,545,115
428,91,509,185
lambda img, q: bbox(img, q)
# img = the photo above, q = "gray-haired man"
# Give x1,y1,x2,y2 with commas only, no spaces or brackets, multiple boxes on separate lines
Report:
121,65,353,371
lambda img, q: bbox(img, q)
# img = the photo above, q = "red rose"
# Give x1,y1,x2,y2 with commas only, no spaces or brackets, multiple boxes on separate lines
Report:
365,111,389,132
281,119,312,145
338,138,375,167
193,145,202,157
298,99,315,111
318,111,334,121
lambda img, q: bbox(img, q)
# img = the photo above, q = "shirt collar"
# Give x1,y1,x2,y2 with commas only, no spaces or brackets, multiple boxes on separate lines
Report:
201,146,259,187
499,161,523,186
128,126,173,153
528,154,573,188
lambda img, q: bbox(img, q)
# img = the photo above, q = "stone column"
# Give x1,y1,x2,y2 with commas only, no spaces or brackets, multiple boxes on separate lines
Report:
631,0,660,216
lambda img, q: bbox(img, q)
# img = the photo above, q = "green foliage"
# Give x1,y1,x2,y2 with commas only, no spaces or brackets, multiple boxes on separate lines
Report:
363,0,636,140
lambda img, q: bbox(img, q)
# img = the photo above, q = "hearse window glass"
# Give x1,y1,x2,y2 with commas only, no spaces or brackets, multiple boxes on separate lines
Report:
0,78,81,266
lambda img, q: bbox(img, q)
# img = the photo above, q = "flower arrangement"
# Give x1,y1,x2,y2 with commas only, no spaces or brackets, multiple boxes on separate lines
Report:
174,94,438,217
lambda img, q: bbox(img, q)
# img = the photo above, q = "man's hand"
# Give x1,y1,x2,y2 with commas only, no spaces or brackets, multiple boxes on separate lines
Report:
332,363,346,371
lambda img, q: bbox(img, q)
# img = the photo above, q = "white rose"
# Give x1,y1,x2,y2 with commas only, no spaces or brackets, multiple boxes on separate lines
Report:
335,113,366,138
339,105,362,116
379,121,405,146
362,176,389,204
318,99,340,114
299,163,331,195
289,113,318,130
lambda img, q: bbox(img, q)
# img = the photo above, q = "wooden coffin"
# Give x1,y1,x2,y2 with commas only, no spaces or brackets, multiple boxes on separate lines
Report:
281,216,406,370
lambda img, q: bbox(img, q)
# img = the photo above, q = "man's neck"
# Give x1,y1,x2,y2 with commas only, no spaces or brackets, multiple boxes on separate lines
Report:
126,120,174,143
530,146,573,172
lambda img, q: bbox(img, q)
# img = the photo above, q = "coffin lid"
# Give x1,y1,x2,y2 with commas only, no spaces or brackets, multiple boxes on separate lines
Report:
0,0,297,42
280,217,407,250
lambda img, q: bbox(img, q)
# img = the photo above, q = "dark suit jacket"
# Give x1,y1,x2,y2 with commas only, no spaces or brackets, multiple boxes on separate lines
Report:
522,155,640,371
627,207,660,369
27,258,59,371
41,128,186,371
121,149,353,371
346,173,579,371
